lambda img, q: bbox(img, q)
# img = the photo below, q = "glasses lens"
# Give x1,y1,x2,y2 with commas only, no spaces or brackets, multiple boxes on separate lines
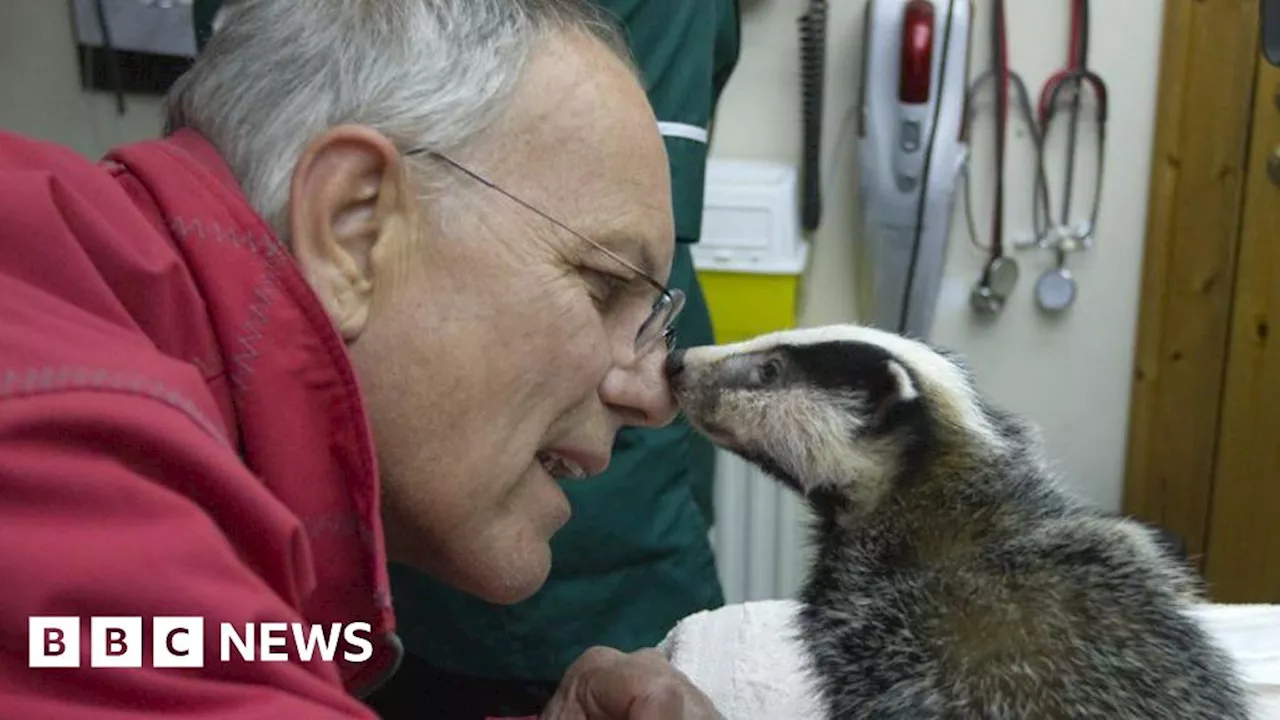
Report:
635,289,685,357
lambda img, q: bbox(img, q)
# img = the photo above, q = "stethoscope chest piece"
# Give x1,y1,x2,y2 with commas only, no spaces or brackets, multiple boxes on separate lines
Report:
970,255,1018,315
986,256,1019,297
1035,266,1077,313
970,283,1004,314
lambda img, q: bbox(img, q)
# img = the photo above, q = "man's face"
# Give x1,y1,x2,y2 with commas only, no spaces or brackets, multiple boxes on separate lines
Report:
339,32,678,604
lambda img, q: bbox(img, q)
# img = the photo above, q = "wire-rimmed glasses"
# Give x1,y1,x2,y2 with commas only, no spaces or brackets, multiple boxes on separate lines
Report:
404,147,685,357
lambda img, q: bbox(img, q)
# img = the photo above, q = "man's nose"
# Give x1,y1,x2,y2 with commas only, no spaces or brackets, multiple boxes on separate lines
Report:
665,348,686,379
600,348,679,428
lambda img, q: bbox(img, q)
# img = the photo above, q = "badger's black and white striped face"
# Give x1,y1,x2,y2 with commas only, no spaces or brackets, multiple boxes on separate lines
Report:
667,325,1001,505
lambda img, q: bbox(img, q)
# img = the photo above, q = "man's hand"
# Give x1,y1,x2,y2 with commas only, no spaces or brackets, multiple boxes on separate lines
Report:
539,647,723,720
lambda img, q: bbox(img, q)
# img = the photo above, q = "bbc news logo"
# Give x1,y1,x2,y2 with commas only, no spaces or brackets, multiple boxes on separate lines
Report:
29,617,373,668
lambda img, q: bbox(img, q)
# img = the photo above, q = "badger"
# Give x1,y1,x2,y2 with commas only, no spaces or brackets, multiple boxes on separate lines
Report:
665,324,1251,720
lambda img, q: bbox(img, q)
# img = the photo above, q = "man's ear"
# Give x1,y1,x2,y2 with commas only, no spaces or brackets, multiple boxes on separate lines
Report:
288,125,413,341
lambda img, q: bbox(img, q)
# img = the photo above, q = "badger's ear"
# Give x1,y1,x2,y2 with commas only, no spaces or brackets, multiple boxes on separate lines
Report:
868,359,918,423
885,360,918,400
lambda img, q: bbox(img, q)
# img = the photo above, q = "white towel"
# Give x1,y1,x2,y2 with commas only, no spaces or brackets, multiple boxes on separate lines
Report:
1189,603,1280,717
659,600,823,720
661,600,1280,719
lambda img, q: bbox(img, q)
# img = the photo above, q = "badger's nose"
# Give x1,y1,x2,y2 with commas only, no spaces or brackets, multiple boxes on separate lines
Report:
665,348,686,380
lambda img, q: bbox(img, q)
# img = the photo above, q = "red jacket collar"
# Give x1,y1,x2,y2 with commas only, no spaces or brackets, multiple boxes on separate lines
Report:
103,129,401,695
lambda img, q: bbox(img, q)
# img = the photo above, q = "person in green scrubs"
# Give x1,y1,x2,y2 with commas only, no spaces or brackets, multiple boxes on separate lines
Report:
194,2,740,717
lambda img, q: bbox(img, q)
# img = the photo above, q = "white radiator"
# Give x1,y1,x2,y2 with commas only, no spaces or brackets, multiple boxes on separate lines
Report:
694,159,814,604
709,449,814,604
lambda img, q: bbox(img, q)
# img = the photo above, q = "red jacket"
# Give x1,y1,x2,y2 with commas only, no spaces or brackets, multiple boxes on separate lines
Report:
0,128,401,717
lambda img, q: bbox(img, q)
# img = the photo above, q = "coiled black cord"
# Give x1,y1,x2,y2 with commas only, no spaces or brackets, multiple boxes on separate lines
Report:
799,0,828,233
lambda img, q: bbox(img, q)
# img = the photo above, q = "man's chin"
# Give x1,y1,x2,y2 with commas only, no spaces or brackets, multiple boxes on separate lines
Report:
466,547,553,605
382,469,567,604
382,529,554,605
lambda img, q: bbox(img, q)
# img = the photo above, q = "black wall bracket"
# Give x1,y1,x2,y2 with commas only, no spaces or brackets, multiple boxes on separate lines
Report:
1263,0,1280,67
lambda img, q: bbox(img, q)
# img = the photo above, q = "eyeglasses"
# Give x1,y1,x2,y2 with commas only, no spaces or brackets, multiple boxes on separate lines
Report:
403,147,685,358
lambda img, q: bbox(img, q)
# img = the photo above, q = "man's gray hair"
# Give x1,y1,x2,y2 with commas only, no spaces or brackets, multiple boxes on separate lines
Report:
165,0,635,240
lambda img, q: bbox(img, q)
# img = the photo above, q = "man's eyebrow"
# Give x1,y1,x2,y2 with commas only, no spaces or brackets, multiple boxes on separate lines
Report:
635,245,660,280
592,231,660,281
418,150,666,283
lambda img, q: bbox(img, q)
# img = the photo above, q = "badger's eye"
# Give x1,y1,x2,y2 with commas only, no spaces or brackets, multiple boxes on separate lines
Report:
757,358,782,385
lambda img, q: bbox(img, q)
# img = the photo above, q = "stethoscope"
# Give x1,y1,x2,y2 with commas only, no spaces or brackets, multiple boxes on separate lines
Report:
962,0,1108,316
961,0,1049,315
1028,0,1108,313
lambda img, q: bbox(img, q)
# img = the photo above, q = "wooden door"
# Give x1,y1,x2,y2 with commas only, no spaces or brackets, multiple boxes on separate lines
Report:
1202,51,1280,603
1124,0,1280,603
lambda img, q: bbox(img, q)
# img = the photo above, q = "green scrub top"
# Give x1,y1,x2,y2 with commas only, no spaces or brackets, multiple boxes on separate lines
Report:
193,0,741,687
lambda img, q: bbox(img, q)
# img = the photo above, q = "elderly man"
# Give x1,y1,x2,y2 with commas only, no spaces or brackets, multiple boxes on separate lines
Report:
361,0,741,716
0,1,719,718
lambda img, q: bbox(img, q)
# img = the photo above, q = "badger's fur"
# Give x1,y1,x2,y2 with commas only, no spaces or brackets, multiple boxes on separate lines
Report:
667,324,1250,720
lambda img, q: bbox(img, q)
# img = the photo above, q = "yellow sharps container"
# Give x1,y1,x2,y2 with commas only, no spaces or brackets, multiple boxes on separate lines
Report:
693,160,810,344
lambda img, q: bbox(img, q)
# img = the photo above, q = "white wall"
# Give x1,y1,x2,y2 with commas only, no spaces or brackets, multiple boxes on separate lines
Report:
0,0,1163,514
0,1,163,159
710,0,1165,512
